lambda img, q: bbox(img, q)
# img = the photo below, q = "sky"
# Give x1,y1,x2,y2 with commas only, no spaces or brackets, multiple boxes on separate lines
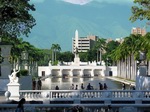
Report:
23,0,147,51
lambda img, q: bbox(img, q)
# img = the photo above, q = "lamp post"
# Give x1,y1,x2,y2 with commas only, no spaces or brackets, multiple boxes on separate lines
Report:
136,51,147,90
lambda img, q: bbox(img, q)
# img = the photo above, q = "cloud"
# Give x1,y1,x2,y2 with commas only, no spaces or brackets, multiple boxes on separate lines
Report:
30,0,46,3
62,0,92,5
62,0,133,5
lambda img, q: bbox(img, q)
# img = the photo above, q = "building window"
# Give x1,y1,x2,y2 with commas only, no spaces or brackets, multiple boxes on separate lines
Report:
42,71,45,77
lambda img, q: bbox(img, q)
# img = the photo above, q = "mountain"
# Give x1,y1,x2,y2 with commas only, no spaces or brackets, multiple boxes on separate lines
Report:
23,0,146,51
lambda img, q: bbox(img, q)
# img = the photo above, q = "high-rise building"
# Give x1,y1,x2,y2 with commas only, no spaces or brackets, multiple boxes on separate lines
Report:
131,27,146,36
72,30,98,53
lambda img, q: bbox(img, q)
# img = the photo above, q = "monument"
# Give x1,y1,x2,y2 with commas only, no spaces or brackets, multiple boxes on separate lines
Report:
8,69,20,83
73,30,80,65
7,68,20,100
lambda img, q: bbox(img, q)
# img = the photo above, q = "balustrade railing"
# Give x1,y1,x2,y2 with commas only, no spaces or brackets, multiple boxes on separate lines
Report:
1,90,150,112
19,90,150,102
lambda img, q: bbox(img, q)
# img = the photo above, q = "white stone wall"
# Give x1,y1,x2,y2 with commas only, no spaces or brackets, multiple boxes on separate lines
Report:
38,66,117,77
38,66,51,77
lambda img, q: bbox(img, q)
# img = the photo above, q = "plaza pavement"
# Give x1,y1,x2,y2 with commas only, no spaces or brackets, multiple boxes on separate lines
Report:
106,76,135,86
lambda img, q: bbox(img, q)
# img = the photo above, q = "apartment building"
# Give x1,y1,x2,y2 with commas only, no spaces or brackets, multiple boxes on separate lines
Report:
72,35,98,53
131,27,146,36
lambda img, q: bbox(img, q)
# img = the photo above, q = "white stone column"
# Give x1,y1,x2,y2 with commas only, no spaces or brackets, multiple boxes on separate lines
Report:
91,69,94,77
70,69,73,77
136,65,147,90
59,69,62,77
7,82,20,101
80,69,84,77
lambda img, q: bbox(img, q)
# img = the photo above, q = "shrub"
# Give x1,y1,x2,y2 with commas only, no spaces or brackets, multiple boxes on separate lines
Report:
17,69,29,77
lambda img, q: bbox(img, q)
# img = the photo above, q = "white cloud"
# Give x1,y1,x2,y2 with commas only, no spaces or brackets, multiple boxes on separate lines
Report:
62,0,92,5
62,0,133,5
30,0,46,3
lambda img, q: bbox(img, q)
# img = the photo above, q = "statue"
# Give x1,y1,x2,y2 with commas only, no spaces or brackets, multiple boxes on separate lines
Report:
75,47,79,55
9,69,20,83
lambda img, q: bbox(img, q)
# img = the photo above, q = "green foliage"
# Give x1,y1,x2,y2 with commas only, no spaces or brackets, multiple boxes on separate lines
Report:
36,49,50,66
105,40,120,54
108,33,150,62
1,36,44,65
130,0,150,22
51,44,61,65
0,0,36,37
59,51,74,62
17,69,28,77
50,60,58,65
79,52,88,62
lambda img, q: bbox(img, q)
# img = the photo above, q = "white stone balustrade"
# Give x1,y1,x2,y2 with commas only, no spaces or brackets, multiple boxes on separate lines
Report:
19,90,150,104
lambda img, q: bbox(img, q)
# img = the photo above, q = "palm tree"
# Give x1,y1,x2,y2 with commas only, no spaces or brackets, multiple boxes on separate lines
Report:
51,44,61,65
54,44,61,61
110,34,142,80
95,38,106,65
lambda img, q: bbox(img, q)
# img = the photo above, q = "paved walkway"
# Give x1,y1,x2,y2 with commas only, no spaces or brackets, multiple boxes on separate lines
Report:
106,76,135,86
0,91,7,103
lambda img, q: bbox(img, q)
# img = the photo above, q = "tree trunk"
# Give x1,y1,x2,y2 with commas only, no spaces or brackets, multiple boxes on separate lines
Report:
99,49,102,65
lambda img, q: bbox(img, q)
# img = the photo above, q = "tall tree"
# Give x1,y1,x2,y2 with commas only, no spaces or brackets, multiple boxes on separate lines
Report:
94,38,106,64
51,44,61,65
0,0,36,38
130,0,150,22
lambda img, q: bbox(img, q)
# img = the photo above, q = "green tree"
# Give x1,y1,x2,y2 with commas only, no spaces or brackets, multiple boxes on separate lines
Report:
59,51,74,63
110,34,143,80
94,38,106,64
130,0,150,22
79,52,88,62
104,40,120,65
51,44,61,65
0,0,36,37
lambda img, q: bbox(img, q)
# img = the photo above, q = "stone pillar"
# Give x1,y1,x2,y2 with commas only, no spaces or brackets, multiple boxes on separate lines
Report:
70,69,73,77
59,69,62,77
0,44,12,78
80,69,84,77
136,65,147,90
102,91,112,105
7,82,20,101
91,69,94,77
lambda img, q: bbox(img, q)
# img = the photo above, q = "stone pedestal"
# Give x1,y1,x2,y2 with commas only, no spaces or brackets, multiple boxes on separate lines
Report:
136,65,148,90
7,83,20,101
74,57,80,66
